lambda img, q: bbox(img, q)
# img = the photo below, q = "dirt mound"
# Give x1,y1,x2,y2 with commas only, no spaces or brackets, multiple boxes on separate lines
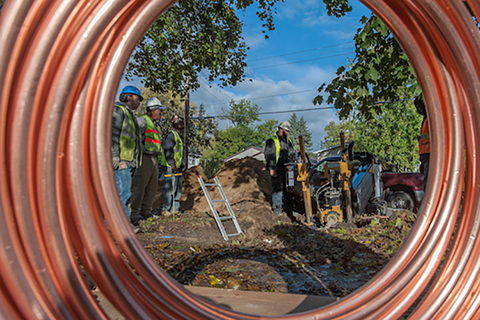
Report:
179,165,208,211
181,157,272,213
176,158,281,241
152,165,208,210
147,157,286,245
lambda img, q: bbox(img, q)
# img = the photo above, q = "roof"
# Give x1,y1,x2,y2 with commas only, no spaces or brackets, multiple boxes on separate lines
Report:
223,147,265,162
312,143,349,162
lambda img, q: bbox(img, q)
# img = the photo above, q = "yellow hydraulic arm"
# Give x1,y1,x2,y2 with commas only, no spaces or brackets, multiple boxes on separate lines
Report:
339,131,353,222
296,135,313,225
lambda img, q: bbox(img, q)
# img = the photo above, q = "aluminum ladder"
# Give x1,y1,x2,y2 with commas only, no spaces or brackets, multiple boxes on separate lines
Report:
198,176,243,241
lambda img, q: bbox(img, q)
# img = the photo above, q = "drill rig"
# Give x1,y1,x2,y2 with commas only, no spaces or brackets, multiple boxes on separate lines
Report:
311,132,386,227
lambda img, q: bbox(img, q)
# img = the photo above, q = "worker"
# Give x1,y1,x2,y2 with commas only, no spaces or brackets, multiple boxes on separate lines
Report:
159,115,185,215
130,97,166,224
415,95,429,190
111,86,143,232
264,121,296,217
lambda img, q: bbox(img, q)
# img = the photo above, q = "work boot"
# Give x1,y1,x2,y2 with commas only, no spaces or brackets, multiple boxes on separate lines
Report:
272,203,283,217
162,210,172,217
274,208,283,217
130,223,141,234
130,214,143,226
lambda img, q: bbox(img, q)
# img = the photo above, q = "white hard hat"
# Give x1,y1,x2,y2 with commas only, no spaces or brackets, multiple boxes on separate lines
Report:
145,97,166,112
279,121,291,131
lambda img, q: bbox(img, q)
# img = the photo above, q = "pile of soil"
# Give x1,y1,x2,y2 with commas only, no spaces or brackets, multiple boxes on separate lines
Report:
181,158,272,212
147,158,282,245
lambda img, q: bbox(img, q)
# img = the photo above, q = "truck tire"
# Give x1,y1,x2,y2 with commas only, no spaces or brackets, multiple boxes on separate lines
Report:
386,191,414,211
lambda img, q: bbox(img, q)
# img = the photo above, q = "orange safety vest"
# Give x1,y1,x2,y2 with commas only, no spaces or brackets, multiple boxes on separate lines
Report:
419,118,430,155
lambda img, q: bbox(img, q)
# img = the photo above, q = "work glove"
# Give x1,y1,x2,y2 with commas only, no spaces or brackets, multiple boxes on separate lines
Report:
171,166,177,173
112,157,120,170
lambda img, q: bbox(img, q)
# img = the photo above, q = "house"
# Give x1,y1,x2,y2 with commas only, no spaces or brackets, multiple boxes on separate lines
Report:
223,147,265,162
312,143,349,162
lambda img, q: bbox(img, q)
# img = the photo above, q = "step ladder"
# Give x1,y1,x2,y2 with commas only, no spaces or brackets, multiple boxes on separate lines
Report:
198,176,243,241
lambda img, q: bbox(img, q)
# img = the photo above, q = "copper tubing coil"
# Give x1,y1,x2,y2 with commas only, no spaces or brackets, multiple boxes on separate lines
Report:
0,0,479,319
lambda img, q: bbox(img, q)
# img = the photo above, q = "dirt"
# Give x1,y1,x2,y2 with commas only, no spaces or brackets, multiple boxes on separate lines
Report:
147,158,283,246
134,158,416,301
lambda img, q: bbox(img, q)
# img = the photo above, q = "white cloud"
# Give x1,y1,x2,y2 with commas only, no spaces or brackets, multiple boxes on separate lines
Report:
191,71,340,149
244,32,267,50
324,29,358,40
277,0,321,20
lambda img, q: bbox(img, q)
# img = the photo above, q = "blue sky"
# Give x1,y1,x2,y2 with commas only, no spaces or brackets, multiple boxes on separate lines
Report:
119,0,372,151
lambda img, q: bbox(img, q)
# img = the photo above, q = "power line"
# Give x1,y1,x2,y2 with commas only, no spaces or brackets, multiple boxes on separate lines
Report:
190,106,334,120
200,88,318,108
199,77,234,102
248,89,317,101
249,52,352,70
246,41,353,62
199,85,229,107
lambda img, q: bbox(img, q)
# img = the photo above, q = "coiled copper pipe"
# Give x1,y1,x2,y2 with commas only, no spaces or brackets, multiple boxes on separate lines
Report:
0,0,479,319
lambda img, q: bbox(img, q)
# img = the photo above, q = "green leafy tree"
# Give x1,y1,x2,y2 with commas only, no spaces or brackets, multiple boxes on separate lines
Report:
321,119,355,149
126,0,283,98
201,99,278,177
222,99,260,126
314,1,478,119
313,13,419,120
321,99,422,171
254,118,279,146
189,105,219,159
352,99,422,172
202,125,256,177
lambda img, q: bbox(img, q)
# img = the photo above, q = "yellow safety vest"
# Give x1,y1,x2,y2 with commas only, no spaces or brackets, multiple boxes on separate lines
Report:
160,130,183,168
116,104,137,162
268,135,295,164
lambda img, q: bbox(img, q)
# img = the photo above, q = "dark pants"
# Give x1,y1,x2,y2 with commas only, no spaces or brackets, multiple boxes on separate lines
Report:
130,154,159,219
420,153,429,191
270,169,293,215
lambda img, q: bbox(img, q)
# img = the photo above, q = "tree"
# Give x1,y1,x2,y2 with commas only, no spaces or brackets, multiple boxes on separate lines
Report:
126,0,283,98
352,99,422,172
188,105,219,159
321,119,355,149
288,113,300,144
201,99,278,177
321,99,422,172
254,118,279,146
222,99,260,127
287,113,313,151
313,13,418,120
314,1,478,120
297,116,313,151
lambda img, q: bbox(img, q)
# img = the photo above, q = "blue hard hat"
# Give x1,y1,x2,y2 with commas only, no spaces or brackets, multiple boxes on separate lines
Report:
120,86,144,102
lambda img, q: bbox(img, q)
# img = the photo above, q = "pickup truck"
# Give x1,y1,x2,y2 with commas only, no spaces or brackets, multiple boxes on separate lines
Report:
308,154,424,212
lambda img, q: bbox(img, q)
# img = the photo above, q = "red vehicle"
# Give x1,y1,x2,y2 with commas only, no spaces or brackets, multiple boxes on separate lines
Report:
382,172,424,211
308,153,424,212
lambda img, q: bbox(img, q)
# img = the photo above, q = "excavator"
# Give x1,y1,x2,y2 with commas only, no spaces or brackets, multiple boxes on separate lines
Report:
294,132,387,227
